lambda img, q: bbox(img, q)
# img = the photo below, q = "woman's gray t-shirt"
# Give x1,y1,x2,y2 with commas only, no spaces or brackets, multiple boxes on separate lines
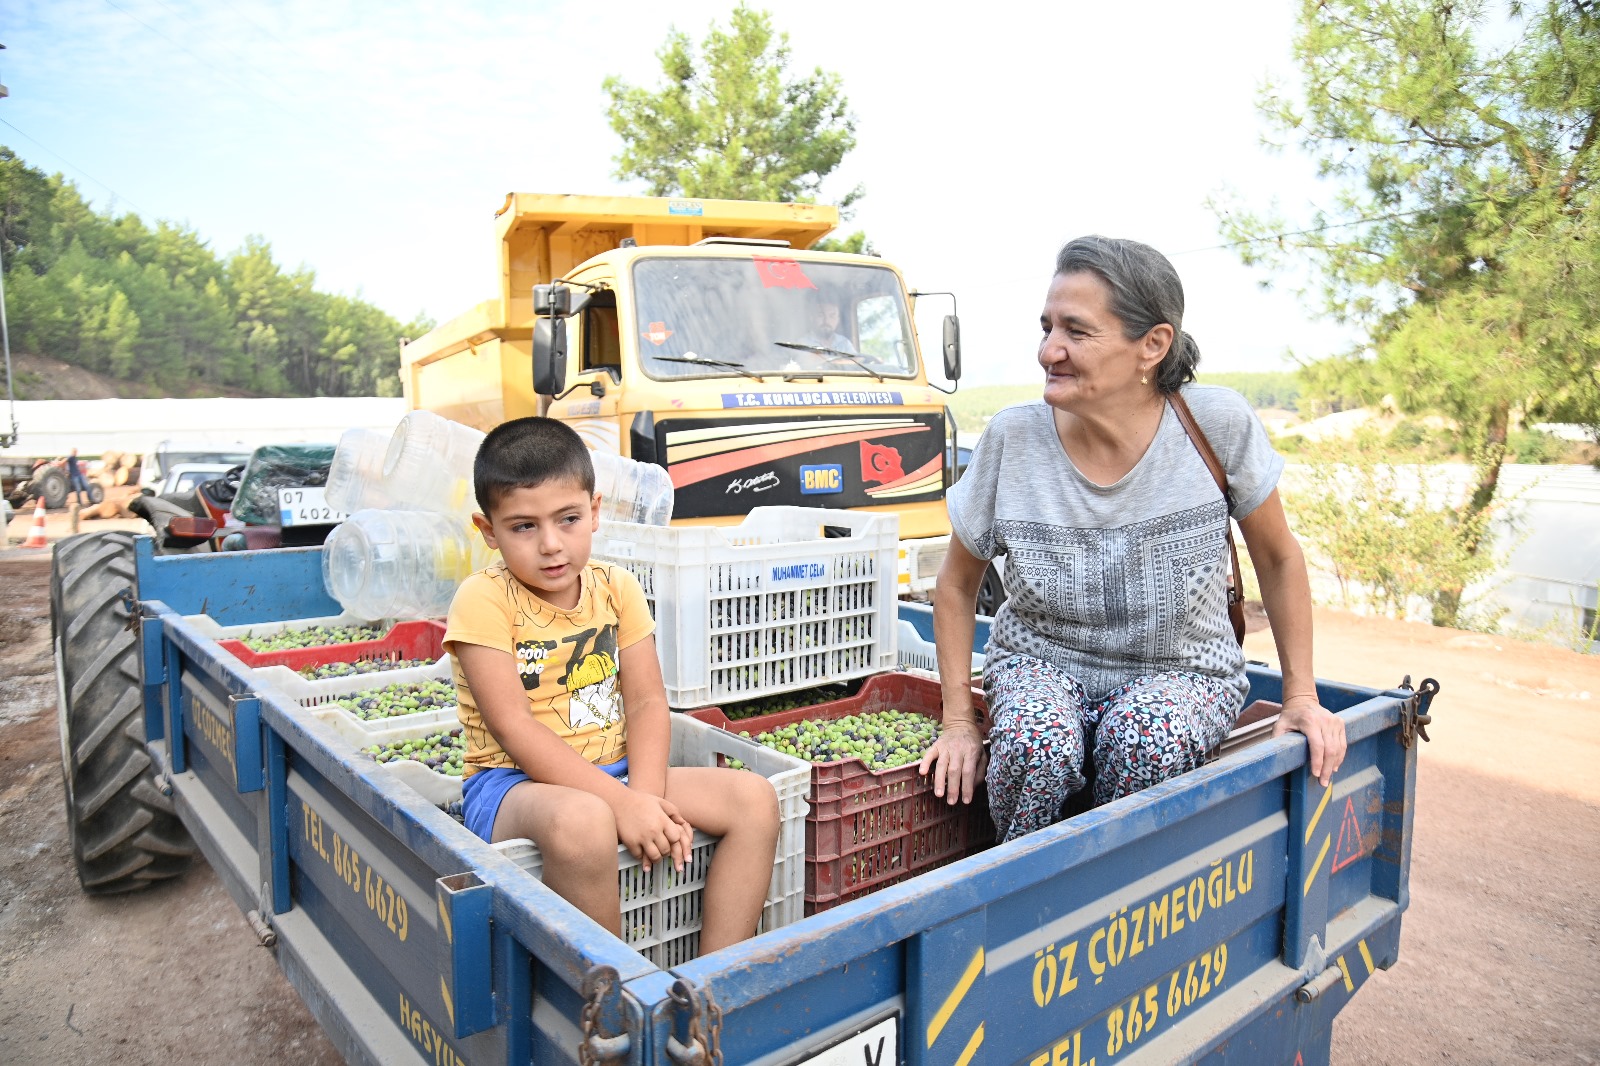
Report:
946,384,1283,708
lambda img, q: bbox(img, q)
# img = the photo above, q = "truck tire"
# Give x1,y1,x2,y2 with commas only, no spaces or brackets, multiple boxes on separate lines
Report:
976,561,1008,619
52,532,195,893
37,467,68,509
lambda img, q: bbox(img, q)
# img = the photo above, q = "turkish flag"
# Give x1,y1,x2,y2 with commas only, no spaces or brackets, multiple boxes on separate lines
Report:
860,441,904,485
752,256,818,290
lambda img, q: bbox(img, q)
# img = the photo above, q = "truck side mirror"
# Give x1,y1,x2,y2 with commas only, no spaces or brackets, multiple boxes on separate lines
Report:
533,284,570,317
532,318,568,396
942,314,962,382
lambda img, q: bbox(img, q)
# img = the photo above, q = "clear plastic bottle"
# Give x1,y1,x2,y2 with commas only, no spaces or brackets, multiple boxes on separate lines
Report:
322,509,494,619
324,427,396,513
592,450,675,526
381,410,486,517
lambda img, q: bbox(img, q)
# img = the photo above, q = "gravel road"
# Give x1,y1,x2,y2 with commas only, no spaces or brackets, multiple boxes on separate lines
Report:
1,542,1596,1065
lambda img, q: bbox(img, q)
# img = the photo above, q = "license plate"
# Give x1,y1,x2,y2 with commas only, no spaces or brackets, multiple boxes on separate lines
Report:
793,1014,897,1066
278,487,349,527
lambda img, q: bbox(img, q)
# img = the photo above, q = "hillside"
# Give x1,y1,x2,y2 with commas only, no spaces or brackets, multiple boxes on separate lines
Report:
3,351,268,401
0,147,422,400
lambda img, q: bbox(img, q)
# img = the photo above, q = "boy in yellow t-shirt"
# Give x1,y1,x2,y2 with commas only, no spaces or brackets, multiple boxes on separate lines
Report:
445,418,779,951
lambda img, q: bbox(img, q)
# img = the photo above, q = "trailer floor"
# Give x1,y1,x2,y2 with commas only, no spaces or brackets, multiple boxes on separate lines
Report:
0,546,1596,1065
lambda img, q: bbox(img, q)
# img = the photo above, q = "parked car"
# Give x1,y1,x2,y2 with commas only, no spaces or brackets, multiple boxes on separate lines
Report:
138,441,253,489
151,462,240,498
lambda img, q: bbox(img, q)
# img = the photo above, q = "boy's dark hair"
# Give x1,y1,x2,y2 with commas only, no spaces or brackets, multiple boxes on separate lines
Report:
474,417,595,515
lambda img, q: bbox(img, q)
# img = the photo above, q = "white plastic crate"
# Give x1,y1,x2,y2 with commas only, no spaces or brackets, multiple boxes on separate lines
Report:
252,654,452,706
896,621,983,677
281,658,459,746
593,506,899,708
181,610,392,643
364,714,807,964
492,715,807,966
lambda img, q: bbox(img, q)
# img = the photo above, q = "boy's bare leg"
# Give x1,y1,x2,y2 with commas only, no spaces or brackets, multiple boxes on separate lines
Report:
665,767,780,953
492,781,622,936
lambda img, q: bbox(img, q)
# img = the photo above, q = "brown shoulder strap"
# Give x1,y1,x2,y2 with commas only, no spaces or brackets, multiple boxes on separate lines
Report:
1167,390,1232,508
1168,390,1247,644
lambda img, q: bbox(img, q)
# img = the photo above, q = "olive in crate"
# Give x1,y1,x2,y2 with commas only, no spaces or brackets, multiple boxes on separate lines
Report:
241,623,387,652
741,709,941,770
364,727,466,776
333,678,457,721
297,657,435,680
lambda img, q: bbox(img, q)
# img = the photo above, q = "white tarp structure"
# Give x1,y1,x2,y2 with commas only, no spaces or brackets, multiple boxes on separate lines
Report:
0,397,410,459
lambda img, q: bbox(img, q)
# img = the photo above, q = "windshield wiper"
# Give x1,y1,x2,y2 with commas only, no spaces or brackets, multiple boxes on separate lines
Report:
654,355,767,382
773,342,886,382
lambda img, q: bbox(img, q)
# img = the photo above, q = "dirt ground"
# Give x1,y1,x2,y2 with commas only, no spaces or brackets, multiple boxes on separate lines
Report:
0,527,1597,1065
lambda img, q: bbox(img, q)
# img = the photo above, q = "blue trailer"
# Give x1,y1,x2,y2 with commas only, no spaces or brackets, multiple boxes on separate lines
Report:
52,532,1437,1065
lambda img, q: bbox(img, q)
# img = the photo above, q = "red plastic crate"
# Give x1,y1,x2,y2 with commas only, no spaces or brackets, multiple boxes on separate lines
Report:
688,672,996,914
218,619,447,670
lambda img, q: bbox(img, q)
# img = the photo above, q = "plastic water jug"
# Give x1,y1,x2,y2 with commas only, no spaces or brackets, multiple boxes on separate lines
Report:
593,450,674,526
382,410,485,516
322,509,494,619
324,427,396,513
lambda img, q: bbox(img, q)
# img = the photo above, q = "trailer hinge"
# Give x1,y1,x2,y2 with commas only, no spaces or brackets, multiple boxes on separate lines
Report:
245,909,278,947
117,587,141,632
665,978,722,1066
579,966,630,1066
1396,675,1440,749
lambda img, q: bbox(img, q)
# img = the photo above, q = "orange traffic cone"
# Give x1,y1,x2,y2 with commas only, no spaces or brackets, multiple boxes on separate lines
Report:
22,496,49,549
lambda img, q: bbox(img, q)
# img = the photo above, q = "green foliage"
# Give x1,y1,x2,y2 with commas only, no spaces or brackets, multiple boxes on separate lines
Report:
1194,371,1301,411
812,230,875,255
1213,0,1600,553
0,146,426,397
1283,428,1506,627
945,385,1042,432
603,5,863,221
952,378,1298,434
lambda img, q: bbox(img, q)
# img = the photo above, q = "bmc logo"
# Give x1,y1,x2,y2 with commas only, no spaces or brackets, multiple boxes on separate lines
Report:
800,464,844,494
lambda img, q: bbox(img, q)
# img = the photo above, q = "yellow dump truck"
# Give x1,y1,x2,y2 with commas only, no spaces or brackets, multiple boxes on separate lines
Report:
399,193,963,594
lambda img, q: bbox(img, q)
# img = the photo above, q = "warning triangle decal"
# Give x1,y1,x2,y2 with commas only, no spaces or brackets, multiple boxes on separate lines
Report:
1330,796,1366,873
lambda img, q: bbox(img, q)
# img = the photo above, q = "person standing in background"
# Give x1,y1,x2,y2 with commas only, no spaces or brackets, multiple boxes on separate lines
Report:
65,448,92,508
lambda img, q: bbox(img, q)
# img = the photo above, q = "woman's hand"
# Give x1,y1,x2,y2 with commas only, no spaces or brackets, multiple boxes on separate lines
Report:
918,720,987,806
613,790,692,872
1272,695,1346,787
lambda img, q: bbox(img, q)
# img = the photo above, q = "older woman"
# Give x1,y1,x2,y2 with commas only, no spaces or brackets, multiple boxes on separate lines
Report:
919,236,1345,844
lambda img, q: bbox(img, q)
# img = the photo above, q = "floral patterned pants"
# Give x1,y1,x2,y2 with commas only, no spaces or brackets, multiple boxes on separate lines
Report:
983,655,1241,843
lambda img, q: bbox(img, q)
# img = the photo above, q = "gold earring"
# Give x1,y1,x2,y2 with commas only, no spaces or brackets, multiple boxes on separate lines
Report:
1141,373,1149,385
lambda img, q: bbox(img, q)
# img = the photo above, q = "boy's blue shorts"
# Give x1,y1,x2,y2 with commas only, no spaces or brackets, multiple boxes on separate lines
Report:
461,758,629,843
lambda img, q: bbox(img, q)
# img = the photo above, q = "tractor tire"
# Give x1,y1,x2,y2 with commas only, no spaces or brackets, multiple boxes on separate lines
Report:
37,467,68,509
976,561,1008,619
52,532,195,894
87,482,106,506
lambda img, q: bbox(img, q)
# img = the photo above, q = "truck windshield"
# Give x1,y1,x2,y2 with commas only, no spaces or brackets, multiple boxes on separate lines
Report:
632,257,917,381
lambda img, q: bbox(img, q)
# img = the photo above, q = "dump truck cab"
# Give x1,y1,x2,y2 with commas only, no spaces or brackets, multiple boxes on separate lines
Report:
400,193,960,591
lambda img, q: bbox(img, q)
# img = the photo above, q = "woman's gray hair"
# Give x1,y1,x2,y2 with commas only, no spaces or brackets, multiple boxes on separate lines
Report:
1054,235,1199,392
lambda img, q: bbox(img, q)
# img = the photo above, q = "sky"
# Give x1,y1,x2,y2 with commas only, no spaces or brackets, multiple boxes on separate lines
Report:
3,0,1360,388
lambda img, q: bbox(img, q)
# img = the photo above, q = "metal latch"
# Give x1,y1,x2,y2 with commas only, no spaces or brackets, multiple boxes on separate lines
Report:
579,966,630,1066
1396,675,1440,748
665,978,722,1066
1296,963,1344,1003
117,586,141,632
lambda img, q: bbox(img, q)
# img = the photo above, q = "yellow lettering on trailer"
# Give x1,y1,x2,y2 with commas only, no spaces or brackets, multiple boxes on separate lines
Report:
1029,941,1232,1065
188,693,236,781
300,800,410,942
398,993,466,1066
1028,849,1255,1010
1028,1025,1097,1066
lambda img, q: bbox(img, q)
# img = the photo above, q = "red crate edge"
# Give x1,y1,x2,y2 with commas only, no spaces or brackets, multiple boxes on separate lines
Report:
218,619,447,670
